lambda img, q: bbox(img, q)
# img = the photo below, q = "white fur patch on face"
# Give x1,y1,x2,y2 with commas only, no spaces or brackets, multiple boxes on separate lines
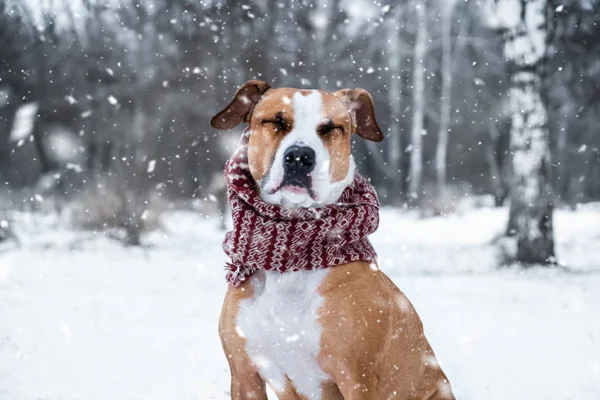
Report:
259,91,353,208
237,269,330,399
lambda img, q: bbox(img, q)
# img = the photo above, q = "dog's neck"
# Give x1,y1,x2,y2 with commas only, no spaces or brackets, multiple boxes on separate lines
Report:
259,157,356,209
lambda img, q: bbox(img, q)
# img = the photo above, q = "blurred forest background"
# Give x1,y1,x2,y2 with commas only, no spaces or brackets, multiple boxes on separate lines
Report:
0,0,599,245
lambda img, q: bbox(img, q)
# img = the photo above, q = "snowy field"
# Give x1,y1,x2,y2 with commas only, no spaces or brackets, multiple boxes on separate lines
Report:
1,206,599,400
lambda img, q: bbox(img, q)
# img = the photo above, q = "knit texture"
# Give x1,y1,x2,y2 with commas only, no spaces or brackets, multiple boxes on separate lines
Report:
223,128,379,287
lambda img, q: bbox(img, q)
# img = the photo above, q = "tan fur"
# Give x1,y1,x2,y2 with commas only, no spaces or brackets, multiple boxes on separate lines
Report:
219,262,454,400
219,281,268,399
216,82,454,399
248,88,352,185
318,262,454,399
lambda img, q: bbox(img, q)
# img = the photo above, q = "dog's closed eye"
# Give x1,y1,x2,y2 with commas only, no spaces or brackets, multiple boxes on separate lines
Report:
262,112,290,133
318,120,344,136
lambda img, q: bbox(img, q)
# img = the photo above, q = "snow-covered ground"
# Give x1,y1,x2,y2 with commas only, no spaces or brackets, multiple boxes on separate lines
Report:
1,206,599,399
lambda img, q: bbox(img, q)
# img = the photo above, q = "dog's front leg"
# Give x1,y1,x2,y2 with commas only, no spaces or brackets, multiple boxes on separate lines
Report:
220,286,267,400
228,365,267,400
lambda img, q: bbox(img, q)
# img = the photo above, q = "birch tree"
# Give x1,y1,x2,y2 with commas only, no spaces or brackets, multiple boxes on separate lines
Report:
408,0,427,200
435,0,457,193
386,5,404,203
487,0,556,264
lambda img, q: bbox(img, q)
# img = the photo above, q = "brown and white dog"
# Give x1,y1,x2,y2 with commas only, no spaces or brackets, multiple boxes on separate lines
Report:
211,80,454,400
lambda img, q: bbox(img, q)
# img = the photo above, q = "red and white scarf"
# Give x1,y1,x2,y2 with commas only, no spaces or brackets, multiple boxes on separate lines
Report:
223,128,379,287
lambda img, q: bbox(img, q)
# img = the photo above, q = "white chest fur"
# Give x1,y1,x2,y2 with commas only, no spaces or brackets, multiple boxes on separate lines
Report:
236,269,330,398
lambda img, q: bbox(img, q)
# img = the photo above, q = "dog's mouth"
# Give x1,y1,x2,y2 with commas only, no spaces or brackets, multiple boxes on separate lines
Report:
265,174,316,200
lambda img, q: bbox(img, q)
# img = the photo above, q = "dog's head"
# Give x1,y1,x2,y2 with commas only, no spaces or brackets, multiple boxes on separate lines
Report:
211,80,383,208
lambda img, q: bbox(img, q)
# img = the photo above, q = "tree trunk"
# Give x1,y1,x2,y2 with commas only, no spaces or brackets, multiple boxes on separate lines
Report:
313,0,339,89
555,115,570,206
499,0,556,265
408,1,427,200
0,98,19,183
386,8,403,204
487,120,512,207
435,0,455,194
487,122,504,206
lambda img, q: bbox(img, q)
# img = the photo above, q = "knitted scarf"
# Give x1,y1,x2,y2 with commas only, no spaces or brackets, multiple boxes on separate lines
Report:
223,128,379,287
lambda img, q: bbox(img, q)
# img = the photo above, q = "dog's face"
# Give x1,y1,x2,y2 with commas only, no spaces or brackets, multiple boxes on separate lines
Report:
211,80,383,207
248,88,356,207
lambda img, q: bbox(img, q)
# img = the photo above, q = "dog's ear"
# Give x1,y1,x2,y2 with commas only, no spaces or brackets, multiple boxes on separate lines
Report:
211,80,271,130
333,88,384,142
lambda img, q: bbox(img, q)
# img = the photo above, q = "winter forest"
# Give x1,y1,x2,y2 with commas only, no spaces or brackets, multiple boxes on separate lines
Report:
1,0,599,399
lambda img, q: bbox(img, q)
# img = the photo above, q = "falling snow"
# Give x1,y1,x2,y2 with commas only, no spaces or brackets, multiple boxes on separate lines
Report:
1,0,599,398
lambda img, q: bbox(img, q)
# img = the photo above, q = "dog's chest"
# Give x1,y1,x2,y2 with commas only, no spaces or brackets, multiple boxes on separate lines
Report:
237,269,330,398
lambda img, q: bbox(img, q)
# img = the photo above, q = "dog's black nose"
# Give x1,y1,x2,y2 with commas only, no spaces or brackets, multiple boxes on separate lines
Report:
283,145,316,175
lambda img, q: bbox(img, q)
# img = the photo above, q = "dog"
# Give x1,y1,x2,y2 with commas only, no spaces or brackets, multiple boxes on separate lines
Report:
211,80,454,400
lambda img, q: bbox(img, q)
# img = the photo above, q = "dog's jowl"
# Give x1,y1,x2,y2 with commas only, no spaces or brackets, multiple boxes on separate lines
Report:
212,80,455,400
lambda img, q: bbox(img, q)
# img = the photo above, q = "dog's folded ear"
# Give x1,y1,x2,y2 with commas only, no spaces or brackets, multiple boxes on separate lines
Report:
211,80,271,130
334,88,384,142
